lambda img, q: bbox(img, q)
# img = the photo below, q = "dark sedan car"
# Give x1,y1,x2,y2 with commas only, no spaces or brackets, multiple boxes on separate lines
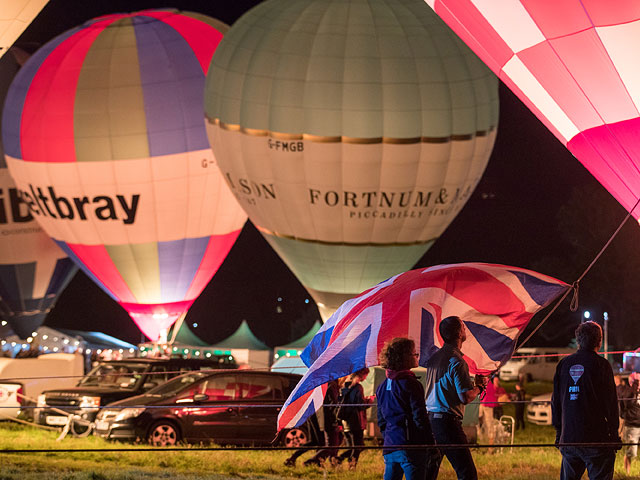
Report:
94,370,307,446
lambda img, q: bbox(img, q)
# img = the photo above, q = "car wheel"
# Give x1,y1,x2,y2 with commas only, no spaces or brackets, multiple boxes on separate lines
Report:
283,427,309,448
148,420,181,447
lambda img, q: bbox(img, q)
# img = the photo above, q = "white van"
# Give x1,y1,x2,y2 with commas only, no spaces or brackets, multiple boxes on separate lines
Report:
0,353,83,419
499,347,575,382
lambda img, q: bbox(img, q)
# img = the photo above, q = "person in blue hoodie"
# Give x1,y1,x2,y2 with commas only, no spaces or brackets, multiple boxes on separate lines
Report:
376,337,440,480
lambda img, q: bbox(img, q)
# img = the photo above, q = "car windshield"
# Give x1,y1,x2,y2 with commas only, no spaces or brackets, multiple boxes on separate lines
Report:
79,363,149,389
146,372,208,396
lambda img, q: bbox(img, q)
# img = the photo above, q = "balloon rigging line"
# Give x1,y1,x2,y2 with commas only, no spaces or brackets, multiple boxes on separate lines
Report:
518,195,640,350
1,348,637,383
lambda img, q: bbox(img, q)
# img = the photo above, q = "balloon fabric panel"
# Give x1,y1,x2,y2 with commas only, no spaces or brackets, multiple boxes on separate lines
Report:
58,242,132,302
428,0,640,219
0,262,35,309
139,10,226,74
74,17,150,162
133,16,210,156
1,23,83,160
22,21,114,163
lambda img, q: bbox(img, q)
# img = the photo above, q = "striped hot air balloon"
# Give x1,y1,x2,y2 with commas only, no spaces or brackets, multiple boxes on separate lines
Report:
0,51,76,339
2,10,247,341
205,0,498,320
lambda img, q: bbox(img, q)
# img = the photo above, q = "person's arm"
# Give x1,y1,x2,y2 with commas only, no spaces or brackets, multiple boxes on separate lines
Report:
461,381,485,404
408,380,433,441
375,385,386,434
452,359,482,405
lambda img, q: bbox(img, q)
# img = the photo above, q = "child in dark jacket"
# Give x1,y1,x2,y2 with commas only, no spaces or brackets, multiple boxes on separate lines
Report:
376,337,439,480
336,367,372,469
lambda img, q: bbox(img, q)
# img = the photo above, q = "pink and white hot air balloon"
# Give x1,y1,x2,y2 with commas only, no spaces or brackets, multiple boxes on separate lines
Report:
426,0,640,218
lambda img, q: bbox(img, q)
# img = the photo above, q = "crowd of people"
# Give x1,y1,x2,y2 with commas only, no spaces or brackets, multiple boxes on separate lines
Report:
287,318,628,480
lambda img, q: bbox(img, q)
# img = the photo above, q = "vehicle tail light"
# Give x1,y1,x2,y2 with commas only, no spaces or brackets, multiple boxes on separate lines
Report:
16,387,24,406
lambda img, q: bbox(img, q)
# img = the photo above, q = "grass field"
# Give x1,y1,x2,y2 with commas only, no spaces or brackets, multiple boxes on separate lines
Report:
1,415,638,480
0,381,635,479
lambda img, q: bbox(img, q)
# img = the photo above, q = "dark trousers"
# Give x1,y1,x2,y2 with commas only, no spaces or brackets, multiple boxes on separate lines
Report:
514,406,525,430
338,428,364,463
429,412,478,480
559,446,615,480
307,427,342,463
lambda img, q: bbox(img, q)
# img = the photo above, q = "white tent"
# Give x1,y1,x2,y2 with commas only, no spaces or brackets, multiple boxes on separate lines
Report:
210,320,272,370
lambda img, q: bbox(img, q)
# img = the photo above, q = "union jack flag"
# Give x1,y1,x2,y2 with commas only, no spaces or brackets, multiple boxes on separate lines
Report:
278,263,568,430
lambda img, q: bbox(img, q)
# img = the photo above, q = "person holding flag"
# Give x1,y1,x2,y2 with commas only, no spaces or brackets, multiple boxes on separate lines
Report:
425,316,487,480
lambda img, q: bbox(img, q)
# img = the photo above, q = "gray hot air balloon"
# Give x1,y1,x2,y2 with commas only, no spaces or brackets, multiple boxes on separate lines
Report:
205,0,499,320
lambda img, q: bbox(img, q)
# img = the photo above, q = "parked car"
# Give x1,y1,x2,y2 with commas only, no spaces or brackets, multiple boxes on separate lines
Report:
526,392,552,425
95,370,305,446
499,347,575,382
34,355,236,427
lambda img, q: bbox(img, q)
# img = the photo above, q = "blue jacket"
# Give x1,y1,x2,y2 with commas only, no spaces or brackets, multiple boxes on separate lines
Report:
376,370,435,455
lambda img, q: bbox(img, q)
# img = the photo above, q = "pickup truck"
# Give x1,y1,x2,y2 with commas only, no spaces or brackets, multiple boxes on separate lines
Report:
34,355,237,427
0,353,84,420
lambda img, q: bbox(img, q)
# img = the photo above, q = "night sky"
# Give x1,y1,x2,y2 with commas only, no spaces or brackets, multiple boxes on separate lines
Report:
16,0,640,352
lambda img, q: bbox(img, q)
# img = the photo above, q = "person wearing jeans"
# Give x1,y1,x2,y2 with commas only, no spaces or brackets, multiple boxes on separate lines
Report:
376,337,440,480
424,316,487,480
552,321,621,480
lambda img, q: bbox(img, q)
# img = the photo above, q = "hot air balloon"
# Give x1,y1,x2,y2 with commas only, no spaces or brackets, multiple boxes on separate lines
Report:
205,0,499,320
0,51,76,339
2,10,247,341
426,1,640,221
0,0,49,59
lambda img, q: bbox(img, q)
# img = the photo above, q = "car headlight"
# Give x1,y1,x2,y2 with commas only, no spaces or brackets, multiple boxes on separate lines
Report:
79,396,101,411
113,408,145,422
37,394,46,407
96,409,109,420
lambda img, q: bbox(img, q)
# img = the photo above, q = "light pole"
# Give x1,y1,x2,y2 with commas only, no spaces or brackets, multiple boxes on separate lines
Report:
603,312,609,361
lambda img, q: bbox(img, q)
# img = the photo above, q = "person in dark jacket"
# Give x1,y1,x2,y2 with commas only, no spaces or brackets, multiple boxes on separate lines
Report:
303,379,342,467
623,372,640,474
424,316,487,480
376,337,439,480
551,321,621,480
336,367,371,470
614,374,629,436
513,382,526,431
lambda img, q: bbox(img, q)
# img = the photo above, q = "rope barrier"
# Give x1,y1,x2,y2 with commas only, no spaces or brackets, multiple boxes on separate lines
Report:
0,442,635,454
5,395,640,410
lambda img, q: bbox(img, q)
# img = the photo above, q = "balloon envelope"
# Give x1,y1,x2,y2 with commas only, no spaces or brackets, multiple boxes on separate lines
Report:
2,10,247,341
427,0,640,219
205,0,499,319
0,52,76,339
